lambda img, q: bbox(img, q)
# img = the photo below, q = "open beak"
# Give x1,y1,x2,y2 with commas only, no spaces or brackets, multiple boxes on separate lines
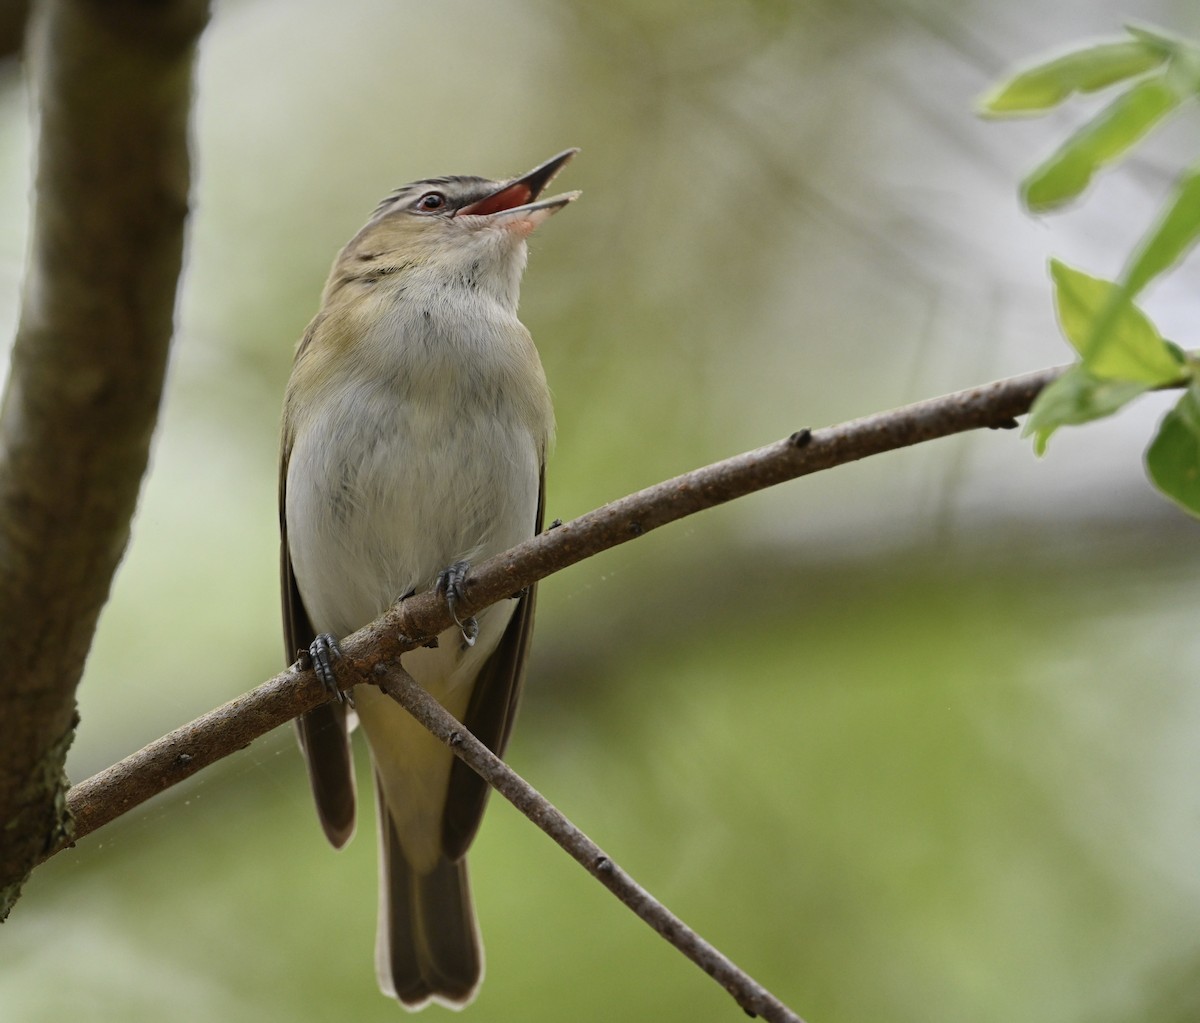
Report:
457,148,581,225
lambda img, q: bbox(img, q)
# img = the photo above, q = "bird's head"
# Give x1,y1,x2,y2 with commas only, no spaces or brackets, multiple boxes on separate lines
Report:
327,149,579,309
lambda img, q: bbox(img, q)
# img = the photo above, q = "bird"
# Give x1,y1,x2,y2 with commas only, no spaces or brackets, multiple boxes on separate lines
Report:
278,149,578,1009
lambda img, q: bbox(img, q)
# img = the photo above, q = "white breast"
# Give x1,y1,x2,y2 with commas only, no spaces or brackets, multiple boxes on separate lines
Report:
285,297,546,698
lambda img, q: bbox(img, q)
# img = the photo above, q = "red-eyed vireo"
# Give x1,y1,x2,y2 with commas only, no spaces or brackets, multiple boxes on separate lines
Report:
279,149,578,1009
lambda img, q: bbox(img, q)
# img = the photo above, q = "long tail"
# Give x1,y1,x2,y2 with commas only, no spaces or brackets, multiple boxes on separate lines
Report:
374,780,483,1010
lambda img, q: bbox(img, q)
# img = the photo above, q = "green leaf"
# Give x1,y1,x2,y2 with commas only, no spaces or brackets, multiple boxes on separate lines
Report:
1050,261,1182,384
1146,383,1200,516
1022,76,1184,210
1122,161,1200,297
1025,364,1149,454
1124,22,1191,54
979,39,1168,115
1073,164,1200,359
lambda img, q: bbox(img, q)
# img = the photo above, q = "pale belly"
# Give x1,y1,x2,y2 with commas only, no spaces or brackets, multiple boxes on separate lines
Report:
286,377,540,659
285,377,541,867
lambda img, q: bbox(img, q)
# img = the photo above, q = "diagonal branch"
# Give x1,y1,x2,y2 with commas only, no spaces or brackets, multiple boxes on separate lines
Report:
376,663,806,1022
46,364,1071,1019
0,0,209,918
58,362,1062,848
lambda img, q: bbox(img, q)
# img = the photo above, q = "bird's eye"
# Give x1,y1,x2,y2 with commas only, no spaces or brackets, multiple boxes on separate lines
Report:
415,192,446,212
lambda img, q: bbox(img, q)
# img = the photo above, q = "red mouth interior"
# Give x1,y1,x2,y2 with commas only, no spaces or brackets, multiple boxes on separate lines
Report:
459,182,534,217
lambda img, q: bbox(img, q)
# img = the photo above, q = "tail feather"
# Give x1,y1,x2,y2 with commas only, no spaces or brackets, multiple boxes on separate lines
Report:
375,778,483,1010
295,703,356,848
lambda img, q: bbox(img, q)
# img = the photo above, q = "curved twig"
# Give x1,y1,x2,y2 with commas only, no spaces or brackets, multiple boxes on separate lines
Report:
61,363,1061,847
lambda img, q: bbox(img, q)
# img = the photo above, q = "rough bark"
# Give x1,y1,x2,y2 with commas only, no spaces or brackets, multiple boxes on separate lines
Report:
0,0,30,66
0,0,209,918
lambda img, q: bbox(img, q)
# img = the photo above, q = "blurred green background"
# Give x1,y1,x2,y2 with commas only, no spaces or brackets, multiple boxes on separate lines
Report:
3,0,1200,1020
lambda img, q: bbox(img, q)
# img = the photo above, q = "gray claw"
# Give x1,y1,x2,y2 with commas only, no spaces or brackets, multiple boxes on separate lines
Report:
309,633,349,702
437,560,478,648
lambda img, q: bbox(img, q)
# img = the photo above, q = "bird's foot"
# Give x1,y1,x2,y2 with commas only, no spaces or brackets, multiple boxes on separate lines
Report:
308,633,350,703
436,561,479,648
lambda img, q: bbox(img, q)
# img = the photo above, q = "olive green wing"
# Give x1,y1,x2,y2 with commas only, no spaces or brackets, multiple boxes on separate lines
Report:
280,357,356,849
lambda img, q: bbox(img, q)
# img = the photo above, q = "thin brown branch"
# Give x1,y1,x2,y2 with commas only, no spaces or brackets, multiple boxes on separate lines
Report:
406,365,1053,630
0,0,210,916
375,663,806,1022
44,365,1066,1015
66,666,328,841
56,363,1063,849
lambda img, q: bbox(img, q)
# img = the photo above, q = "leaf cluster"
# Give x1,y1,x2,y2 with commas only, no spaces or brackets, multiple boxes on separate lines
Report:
982,24,1200,514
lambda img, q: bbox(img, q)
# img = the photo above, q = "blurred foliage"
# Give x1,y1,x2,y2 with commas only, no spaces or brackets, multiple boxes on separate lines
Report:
11,544,1200,1023
2,1,1200,1021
